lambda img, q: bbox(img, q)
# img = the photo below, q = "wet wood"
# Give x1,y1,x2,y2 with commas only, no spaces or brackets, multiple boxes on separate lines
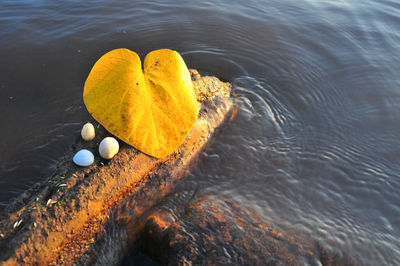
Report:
132,196,360,266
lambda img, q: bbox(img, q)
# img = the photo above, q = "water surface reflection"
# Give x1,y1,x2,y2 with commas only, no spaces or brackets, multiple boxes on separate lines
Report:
1,0,399,264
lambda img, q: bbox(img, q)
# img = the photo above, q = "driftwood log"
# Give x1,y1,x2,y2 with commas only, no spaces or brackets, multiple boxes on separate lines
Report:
0,70,234,265
0,70,357,265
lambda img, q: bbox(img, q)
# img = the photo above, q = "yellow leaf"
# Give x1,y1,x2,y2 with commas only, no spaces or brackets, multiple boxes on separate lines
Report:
83,48,199,158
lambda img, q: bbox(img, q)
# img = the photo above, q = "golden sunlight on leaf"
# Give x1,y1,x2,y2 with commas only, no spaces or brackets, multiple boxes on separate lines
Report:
83,48,199,158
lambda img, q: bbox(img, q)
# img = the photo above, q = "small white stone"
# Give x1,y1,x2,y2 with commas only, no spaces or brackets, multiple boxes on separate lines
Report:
99,137,119,159
73,149,94,166
81,122,95,141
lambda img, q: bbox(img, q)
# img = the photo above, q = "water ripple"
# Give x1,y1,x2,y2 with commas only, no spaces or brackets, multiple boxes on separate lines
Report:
1,0,400,264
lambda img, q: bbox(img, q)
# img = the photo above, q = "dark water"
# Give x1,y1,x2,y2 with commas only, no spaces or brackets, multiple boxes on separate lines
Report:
1,0,400,264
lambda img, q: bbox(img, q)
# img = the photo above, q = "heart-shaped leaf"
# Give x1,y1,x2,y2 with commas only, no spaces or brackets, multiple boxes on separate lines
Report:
83,48,199,158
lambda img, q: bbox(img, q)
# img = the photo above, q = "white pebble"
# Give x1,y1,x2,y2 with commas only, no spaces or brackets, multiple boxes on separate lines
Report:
73,149,94,166
99,137,119,159
81,122,95,141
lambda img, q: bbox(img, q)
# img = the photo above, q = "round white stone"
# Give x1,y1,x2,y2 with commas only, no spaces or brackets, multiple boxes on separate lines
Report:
73,149,94,166
99,137,119,159
81,122,95,141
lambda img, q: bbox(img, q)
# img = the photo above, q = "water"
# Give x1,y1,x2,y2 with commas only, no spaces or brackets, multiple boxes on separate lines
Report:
1,0,400,264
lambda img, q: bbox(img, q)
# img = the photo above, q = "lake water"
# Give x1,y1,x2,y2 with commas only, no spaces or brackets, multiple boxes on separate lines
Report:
1,0,400,264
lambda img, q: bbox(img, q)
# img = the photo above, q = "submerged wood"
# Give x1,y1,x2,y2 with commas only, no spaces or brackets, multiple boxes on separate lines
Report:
0,70,233,265
131,196,359,265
